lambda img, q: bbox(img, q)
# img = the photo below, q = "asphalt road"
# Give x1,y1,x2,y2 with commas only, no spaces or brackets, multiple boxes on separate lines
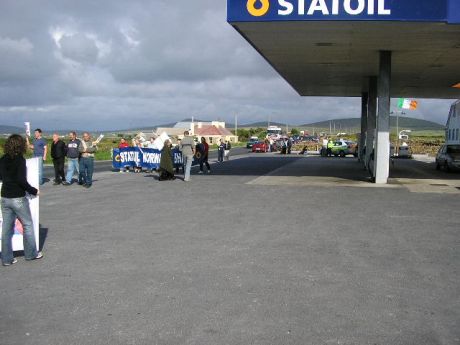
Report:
2,154,459,345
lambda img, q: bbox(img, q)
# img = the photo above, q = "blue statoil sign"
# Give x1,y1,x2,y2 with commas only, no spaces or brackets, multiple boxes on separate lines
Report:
228,0,459,23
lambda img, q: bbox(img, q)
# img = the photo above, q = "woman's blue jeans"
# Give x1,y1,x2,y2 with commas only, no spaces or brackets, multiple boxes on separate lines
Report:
1,197,38,264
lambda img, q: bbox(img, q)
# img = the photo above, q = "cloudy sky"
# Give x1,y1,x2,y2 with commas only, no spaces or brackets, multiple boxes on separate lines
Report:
0,0,455,131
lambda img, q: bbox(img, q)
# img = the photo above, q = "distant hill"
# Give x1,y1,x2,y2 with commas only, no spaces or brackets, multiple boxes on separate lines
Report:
301,116,444,131
239,121,287,128
0,125,23,134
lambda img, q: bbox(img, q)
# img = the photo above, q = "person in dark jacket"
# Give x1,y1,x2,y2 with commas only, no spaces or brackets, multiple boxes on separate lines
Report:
217,139,225,162
63,131,81,185
0,134,43,266
51,133,67,185
199,137,211,174
158,140,175,181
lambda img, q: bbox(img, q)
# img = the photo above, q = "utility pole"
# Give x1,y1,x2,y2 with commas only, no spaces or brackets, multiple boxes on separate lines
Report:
235,114,238,142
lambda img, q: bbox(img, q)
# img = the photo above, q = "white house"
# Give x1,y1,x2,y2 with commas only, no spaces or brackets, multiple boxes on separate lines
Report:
446,100,460,145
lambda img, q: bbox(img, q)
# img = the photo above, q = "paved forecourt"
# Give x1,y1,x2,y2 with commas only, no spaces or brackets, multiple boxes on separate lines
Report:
1,153,459,345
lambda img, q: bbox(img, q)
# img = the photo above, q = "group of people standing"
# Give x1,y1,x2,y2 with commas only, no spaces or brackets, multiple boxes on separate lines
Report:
158,132,223,181
217,139,232,162
26,129,98,188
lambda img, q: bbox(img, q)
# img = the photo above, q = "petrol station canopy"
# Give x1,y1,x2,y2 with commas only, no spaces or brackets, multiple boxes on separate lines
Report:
227,0,460,98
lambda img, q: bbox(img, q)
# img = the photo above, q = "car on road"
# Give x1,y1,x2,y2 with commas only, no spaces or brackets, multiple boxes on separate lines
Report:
302,135,319,143
252,142,268,153
436,145,460,171
330,140,358,157
246,137,259,149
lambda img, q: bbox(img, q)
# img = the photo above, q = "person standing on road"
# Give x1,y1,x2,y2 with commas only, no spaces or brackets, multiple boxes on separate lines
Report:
179,131,195,182
287,137,292,154
79,132,97,188
26,129,47,185
63,132,81,185
158,140,175,181
50,133,66,185
199,137,211,174
0,134,43,266
327,139,334,157
224,140,232,161
117,138,130,173
217,139,225,162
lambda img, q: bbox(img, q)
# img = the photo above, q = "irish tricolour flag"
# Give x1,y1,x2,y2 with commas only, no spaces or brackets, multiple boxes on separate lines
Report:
398,98,418,110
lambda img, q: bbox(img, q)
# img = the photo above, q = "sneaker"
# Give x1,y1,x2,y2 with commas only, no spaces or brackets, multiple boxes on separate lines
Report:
84,184,92,188
53,181,61,185
198,171,203,174
62,181,71,186
207,170,211,174
26,252,43,261
2,258,18,266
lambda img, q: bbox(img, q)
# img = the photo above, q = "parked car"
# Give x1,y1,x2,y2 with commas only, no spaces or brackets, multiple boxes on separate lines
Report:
252,142,268,153
302,135,319,143
246,137,259,149
330,140,358,157
436,145,460,171
396,145,412,158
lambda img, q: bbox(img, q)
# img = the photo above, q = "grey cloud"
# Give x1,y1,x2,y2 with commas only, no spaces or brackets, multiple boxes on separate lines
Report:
0,0,456,131
59,33,99,64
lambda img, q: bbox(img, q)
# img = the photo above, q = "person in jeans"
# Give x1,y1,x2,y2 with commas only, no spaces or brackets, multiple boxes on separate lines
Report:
51,133,67,185
179,131,195,182
79,132,97,188
199,137,211,174
217,139,225,162
63,132,81,185
0,134,43,266
26,128,47,185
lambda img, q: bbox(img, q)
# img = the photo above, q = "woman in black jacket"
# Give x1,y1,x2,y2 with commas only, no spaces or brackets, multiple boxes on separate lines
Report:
0,134,43,266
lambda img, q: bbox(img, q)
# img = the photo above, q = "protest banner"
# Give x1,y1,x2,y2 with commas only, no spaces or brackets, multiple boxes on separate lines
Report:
0,157,40,252
112,147,199,170
24,122,31,137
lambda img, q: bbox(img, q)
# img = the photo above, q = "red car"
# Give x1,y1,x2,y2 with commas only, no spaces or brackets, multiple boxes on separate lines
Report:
252,142,268,153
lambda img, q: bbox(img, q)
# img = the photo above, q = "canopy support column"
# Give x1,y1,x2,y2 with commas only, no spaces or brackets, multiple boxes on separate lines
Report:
359,91,368,163
365,77,377,173
374,51,392,184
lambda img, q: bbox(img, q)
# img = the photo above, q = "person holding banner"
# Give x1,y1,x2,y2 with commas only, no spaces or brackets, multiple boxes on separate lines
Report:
79,132,98,188
1,134,43,266
26,129,47,185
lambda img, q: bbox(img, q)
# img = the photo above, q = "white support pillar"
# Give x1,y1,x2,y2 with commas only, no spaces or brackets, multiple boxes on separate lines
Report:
359,91,368,163
365,77,377,173
374,51,392,184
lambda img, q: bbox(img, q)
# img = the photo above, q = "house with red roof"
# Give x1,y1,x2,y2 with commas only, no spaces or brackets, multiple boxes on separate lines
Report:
192,121,238,145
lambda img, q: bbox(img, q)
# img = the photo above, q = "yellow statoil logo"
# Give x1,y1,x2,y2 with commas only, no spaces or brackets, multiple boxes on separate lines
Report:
247,0,270,17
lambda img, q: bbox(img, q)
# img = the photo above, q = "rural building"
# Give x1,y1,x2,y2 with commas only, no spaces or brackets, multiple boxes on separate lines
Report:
156,121,238,143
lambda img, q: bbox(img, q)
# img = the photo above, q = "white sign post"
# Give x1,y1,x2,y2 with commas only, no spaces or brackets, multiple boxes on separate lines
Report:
0,157,40,252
